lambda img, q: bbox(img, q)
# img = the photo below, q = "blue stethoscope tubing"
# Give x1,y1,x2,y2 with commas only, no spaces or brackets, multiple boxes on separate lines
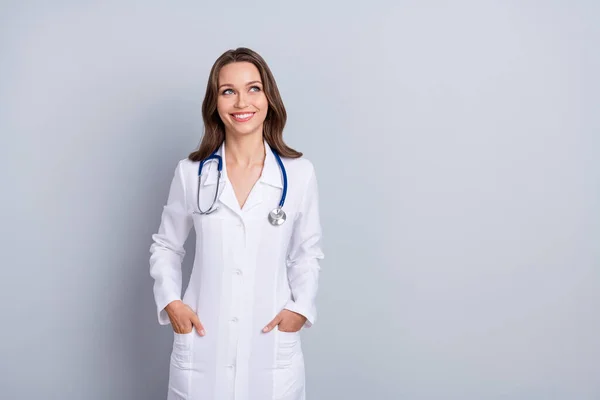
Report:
195,145,288,226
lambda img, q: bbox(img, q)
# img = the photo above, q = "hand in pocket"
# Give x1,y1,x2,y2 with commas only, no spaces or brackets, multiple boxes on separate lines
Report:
165,300,205,335
262,309,306,333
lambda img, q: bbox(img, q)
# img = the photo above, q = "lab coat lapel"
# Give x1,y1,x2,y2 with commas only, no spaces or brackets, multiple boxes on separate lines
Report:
243,142,283,213
204,140,283,215
217,142,243,216
260,142,284,190
242,181,264,213
218,182,241,216
201,142,241,216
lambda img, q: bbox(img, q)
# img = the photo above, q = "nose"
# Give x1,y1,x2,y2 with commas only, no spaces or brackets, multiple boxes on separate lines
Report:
234,91,248,108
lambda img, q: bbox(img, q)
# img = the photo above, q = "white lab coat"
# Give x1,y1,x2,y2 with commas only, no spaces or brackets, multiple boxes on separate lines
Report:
149,140,324,400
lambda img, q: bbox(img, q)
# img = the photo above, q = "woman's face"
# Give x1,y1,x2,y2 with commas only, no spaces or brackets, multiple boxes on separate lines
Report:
216,61,269,138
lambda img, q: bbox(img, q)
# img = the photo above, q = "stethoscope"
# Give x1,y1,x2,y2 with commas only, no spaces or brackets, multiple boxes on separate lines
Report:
194,145,288,226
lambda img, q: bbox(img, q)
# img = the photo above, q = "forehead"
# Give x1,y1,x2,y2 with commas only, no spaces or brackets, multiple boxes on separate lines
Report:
218,62,262,84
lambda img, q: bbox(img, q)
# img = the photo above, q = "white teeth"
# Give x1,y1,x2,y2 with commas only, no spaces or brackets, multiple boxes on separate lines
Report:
233,113,253,119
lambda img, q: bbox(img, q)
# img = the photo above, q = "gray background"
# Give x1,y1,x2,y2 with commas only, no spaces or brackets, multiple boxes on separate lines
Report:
1,1,598,399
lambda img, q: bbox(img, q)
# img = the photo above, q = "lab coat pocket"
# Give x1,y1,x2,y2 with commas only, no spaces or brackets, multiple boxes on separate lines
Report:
275,329,301,369
274,329,305,399
168,331,195,399
171,330,195,368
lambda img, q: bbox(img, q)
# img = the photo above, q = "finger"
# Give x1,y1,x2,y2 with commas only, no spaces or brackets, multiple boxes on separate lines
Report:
178,320,193,334
191,313,205,336
172,313,191,334
262,313,283,333
173,321,185,334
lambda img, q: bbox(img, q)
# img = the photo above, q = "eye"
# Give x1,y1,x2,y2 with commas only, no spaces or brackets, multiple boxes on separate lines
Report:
222,88,234,95
249,85,262,92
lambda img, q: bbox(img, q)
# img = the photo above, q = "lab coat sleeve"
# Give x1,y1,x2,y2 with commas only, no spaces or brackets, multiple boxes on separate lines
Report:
149,160,193,325
284,165,324,328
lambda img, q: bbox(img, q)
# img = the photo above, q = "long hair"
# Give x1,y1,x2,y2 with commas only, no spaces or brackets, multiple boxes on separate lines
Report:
188,47,302,161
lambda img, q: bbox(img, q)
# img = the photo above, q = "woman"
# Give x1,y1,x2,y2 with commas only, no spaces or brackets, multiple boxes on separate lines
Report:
149,47,324,400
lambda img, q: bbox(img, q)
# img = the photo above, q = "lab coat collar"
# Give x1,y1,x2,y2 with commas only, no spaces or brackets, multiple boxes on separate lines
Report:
199,141,238,214
199,139,283,215
259,141,284,189
202,140,283,189
202,142,227,186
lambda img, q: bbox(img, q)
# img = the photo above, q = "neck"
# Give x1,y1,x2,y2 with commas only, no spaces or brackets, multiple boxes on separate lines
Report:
224,132,265,168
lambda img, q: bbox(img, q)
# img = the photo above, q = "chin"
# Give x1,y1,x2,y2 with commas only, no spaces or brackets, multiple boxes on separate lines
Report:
228,123,264,137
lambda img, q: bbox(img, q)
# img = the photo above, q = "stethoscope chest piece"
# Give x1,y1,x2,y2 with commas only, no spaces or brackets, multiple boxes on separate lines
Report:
268,207,286,226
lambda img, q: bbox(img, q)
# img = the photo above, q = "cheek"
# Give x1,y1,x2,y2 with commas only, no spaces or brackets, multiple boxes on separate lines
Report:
259,96,269,111
255,96,269,116
216,100,230,121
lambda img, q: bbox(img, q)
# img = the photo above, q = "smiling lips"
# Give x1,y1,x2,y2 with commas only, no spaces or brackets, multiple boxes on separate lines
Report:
230,112,256,122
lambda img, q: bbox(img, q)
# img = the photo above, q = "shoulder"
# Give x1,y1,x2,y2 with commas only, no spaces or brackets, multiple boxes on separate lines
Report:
280,156,319,207
176,157,200,176
169,158,200,194
281,156,316,177
280,156,317,187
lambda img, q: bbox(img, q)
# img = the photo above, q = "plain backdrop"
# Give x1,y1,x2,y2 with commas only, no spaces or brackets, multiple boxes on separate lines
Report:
1,1,599,399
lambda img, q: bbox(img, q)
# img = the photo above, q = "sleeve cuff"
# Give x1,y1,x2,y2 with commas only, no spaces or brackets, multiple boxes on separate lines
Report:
156,293,181,325
284,300,316,328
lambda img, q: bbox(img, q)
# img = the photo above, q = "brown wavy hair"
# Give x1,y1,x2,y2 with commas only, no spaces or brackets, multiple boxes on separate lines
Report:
188,47,302,162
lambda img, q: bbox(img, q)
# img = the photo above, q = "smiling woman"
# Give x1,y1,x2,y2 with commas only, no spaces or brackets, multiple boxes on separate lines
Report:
189,48,302,163
217,63,269,138
149,47,324,400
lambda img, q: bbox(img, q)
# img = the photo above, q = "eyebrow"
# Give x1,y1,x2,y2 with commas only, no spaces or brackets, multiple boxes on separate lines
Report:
218,80,263,89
